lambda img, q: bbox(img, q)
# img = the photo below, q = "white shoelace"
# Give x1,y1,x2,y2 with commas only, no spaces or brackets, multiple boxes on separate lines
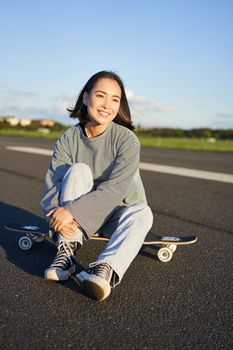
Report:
50,242,74,268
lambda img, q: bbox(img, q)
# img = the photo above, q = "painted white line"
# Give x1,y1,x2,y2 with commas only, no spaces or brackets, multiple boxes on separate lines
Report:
139,162,233,184
6,146,53,156
6,146,233,184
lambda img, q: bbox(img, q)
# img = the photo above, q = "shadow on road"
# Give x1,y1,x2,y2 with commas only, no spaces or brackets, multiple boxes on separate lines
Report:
0,202,160,301
0,202,87,295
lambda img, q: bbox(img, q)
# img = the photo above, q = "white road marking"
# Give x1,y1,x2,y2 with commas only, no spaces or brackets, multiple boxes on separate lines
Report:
139,162,233,184
6,146,233,184
6,146,53,156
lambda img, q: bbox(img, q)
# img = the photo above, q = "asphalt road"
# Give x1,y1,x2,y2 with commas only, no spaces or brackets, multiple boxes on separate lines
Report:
0,135,233,350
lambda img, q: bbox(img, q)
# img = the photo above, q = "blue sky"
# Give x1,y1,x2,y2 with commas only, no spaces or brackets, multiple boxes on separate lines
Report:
0,0,232,128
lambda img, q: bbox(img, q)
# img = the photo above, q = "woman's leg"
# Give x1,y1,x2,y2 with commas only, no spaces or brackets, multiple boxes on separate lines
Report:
45,163,93,281
95,203,154,285
59,163,94,244
76,203,153,300
60,163,94,204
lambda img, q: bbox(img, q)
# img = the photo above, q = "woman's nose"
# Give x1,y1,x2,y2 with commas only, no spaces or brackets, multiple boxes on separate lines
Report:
102,97,110,108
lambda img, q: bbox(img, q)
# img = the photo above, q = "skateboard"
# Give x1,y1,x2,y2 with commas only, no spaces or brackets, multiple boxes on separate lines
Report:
4,223,197,263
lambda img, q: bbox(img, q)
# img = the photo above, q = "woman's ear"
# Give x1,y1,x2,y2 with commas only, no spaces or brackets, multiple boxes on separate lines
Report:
83,92,88,106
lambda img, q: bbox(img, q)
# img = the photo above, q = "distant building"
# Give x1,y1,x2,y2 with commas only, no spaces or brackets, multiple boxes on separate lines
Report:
5,117,20,126
20,119,32,126
38,119,56,127
0,116,60,129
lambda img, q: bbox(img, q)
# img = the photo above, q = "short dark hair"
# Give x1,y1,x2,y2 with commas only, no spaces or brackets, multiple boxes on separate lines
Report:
67,71,134,130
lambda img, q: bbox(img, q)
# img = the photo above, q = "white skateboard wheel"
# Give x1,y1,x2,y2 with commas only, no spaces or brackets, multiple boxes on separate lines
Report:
167,244,177,252
18,236,33,250
157,247,173,262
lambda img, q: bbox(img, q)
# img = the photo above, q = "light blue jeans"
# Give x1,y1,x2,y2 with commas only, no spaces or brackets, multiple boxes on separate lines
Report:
60,163,153,286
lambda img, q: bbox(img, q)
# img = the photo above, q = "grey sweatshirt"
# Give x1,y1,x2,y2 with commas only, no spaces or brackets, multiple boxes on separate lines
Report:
41,122,147,237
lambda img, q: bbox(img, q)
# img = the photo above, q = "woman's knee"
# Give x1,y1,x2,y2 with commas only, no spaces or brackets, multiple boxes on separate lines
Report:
64,163,93,186
141,204,153,231
123,203,153,231
61,163,94,199
67,163,92,178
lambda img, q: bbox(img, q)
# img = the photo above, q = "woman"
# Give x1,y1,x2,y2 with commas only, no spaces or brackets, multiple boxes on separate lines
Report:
41,71,153,301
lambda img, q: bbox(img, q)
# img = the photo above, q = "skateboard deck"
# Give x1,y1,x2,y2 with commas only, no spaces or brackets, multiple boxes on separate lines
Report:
5,223,197,262
91,232,197,245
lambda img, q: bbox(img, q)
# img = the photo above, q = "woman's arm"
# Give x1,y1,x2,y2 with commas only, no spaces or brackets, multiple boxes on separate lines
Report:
64,135,140,237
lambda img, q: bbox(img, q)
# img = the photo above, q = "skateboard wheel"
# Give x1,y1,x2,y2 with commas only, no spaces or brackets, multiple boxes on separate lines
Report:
167,244,177,252
157,247,173,262
18,236,33,250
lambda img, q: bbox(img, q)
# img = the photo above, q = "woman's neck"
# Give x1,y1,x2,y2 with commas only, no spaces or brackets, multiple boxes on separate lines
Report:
85,122,109,138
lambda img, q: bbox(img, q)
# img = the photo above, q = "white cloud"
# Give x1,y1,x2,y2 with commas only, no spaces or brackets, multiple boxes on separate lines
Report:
0,85,41,117
0,85,177,127
0,85,73,121
126,89,175,127
49,92,79,120
0,84,37,100
210,112,233,129
216,112,233,119
0,104,50,119
126,89,175,113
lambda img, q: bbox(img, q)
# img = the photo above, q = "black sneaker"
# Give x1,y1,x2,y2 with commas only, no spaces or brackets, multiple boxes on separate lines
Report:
44,241,78,281
76,263,113,301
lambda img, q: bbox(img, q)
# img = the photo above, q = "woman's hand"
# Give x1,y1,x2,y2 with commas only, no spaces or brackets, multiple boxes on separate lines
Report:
59,221,80,239
47,207,74,232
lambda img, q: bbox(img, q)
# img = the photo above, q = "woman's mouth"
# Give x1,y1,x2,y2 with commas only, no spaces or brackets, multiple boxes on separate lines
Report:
98,110,110,117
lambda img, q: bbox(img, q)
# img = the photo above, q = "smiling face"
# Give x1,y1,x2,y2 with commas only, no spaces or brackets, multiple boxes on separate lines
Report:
83,77,122,128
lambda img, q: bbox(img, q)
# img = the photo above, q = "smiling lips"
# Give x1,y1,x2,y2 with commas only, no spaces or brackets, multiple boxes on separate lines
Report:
98,110,110,117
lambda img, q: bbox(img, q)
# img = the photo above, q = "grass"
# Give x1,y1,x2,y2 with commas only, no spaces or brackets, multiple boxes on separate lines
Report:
1,129,233,152
137,135,233,152
0,129,63,140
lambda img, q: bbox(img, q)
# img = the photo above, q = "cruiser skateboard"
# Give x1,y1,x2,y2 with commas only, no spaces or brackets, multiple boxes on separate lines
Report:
5,223,197,263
